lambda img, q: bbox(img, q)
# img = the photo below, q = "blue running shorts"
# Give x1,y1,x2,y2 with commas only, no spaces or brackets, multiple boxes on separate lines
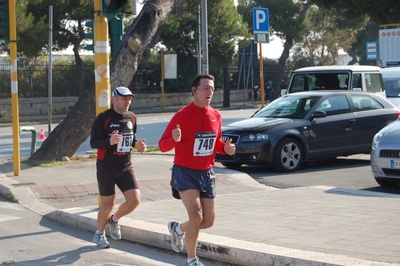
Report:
170,164,216,200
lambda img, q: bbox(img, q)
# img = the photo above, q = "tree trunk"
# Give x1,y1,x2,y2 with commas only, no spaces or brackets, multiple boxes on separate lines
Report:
347,48,359,65
30,0,188,161
110,1,187,87
271,35,293,101
30,88,96,161
271,3,311,102
72,42,86,97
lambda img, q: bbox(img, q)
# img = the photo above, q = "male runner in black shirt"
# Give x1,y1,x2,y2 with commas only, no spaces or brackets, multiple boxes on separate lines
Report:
90,86,146,248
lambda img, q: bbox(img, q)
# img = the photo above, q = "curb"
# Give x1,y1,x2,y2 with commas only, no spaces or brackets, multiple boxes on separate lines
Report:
47,207,394,266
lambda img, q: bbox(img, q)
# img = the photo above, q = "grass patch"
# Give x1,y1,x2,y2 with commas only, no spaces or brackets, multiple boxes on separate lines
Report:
7,191,18,203
23,160,64,167
144,146,159,152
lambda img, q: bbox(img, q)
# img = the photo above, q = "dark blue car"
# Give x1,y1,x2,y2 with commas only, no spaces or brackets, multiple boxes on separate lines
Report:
216,91,400,172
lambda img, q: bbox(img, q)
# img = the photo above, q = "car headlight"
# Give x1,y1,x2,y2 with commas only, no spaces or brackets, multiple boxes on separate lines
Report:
242,133,269,142
372,132,382,150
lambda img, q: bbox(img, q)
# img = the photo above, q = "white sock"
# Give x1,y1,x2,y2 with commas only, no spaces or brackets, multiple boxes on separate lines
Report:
187,257,197,264
175,223,184,235
96,230,103,235
111,214,119,223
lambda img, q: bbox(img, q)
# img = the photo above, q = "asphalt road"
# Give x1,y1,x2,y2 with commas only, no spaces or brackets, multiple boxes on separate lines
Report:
231,155,400,195
0,108,257,160
0,194,234,266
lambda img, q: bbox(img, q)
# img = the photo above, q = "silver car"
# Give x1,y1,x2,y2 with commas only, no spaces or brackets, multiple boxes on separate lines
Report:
382,67,400,108
371,117,400,187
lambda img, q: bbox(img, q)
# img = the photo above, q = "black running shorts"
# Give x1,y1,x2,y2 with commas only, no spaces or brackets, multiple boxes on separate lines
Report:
96,160,139,196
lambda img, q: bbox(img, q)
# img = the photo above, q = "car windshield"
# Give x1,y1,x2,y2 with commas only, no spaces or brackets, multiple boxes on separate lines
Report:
384,78,400,97
290,73,349,92
253,95,322,119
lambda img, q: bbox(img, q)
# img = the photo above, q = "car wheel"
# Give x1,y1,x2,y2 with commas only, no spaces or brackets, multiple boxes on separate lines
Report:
374,177,400,187
273,138,302,172
221,162,242,168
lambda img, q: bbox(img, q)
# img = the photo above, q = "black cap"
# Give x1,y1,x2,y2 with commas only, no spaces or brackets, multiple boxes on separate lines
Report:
112,87,134,97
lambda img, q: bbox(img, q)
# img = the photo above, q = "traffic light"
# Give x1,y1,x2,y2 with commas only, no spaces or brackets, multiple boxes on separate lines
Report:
102,0,128,18
84,19,94,51
0,0,9,42
109,18,123,57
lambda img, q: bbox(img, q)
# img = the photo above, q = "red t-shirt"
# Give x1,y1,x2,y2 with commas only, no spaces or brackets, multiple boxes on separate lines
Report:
158,102,226,170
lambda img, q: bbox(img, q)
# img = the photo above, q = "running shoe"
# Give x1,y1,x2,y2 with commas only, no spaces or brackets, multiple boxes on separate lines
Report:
93,232,110,249
167,220,184,252
185,257,204,266
107,216,121,240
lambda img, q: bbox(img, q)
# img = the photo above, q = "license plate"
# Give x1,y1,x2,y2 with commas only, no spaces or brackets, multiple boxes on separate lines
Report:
390,159,400,168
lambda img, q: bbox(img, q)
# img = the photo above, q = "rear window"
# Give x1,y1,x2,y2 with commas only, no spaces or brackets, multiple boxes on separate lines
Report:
350,95,383,111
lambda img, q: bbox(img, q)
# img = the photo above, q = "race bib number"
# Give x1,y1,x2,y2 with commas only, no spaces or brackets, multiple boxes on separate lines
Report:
117,131,134,153
193,132,216,156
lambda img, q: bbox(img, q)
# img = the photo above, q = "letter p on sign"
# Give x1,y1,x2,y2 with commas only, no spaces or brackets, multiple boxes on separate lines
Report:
253,8,269,33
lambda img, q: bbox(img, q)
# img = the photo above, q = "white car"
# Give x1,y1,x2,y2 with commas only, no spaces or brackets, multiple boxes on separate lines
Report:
382,67,400,108
281,65,386,98
371,117,400,187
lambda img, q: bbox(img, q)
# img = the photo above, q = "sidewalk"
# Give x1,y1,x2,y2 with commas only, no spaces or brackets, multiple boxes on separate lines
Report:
0,152,400,266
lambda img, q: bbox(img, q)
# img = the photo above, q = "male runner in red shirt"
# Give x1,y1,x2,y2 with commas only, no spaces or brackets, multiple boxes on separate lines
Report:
159,74,236,266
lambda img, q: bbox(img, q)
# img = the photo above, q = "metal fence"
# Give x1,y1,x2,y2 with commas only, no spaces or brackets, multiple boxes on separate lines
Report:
0,61,278,98
0,62,94,98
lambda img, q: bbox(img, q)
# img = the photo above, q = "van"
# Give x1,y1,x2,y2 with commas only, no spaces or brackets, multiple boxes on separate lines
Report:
382,67,400,108
281,66,385,98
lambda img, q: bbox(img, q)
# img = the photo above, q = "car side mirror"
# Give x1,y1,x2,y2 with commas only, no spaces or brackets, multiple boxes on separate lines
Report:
310,110,327,120
281,89,287,95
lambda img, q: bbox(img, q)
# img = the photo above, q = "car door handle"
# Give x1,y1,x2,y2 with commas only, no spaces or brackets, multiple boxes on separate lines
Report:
348,119,356,125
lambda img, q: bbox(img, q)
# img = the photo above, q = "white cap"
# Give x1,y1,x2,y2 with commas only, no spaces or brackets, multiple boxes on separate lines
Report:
112,87,134,97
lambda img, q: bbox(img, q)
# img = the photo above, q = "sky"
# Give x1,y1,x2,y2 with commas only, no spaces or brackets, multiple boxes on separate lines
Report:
261,37,284,59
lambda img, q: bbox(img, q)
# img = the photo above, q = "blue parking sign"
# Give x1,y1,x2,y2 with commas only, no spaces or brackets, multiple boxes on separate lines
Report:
253,8,269,33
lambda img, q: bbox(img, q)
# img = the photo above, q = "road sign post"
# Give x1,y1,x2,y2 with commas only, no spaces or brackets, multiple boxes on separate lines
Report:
253,7,269,107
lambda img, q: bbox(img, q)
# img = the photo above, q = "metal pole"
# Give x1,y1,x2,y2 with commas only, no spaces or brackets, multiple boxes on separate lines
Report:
246,43,253,100
9,0,20,176
197,5,201,74
236,47,245,105
200,0,208,74
161,50,164,112
48,5,53,133
131,0,137,15
94,0,110,116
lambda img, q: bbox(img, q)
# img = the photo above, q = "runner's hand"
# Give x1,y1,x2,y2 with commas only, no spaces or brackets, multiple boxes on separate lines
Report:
135,139,147,153
110,130,122,145
224,138,236,155
172,124,181,142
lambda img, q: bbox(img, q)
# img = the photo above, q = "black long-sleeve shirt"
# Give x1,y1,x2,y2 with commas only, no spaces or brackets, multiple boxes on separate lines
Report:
90,108,137,166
